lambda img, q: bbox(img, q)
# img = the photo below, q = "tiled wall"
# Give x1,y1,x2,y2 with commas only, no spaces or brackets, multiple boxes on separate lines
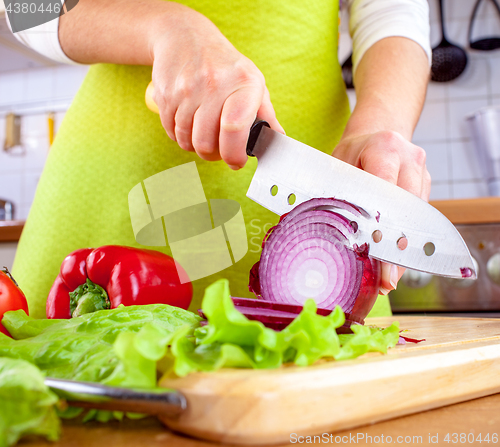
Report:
340,0,500,200
0,65,88,220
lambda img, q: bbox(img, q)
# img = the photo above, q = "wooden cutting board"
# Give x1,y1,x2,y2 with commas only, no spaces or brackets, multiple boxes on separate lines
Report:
158,316,500,445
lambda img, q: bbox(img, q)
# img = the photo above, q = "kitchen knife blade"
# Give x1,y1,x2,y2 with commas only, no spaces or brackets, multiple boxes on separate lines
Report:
246,122,476,279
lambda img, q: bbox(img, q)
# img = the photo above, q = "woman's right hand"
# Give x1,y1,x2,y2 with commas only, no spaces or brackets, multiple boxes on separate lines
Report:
150,5,283,170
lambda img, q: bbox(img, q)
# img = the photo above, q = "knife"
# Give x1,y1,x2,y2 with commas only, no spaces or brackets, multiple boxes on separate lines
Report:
45,377,185,417
245,121,476,279
143,84,475,279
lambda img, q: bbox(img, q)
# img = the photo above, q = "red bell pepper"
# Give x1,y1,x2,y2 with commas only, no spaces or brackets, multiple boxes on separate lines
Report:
0,267,29,336
46,246,193,319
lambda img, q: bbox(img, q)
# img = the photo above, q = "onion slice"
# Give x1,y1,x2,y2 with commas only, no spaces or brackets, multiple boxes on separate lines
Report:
197,296,365,332
249,197,381,325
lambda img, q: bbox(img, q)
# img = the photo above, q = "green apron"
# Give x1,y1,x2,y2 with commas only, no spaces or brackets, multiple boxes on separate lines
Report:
13,0,391,319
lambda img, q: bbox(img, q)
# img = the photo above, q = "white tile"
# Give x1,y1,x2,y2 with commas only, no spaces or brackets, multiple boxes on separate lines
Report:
428,0,440,34
0,150,24,173
25,68,54,102
430,20,441,49
346,89,356,112
426,79,448,102
17,204,31,221
53,66,87,99
450,139,484,181
338,31,352,64
429,182,452,200
21,114,47,138
54,111,66,133
0,71,24,106
445,19,470,49
0,242,18,271
452,180,489,199
490,56,500,96
447,54,489,99
492,95,500,106
447,0,480,21
413,101,448,142
0,172,22,205
22,171,41,205
24,137,49,171
421,141,450,182
448,98,489,139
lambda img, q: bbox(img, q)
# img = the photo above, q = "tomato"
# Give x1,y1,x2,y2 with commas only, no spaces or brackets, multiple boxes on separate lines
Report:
0,268,29,337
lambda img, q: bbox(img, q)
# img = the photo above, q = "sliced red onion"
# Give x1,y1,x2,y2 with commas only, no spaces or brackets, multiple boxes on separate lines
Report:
198,297,365,332
249,197,381,324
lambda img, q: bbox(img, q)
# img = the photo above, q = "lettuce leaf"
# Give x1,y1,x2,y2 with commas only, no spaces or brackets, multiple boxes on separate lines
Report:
0,304,201,423
0,357,60,447
0,304,200,387
168,279,399,376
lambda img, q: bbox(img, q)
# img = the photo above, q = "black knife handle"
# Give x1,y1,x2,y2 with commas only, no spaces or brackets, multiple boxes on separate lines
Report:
246,120,270,157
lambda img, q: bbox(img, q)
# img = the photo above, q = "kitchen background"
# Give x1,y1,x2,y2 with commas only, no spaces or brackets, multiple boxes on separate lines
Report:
0,0,499,270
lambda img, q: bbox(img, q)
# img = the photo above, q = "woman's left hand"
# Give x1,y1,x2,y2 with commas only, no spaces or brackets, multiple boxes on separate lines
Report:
333,130,431,295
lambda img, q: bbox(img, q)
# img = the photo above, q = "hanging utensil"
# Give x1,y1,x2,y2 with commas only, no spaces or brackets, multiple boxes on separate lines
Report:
431,0,468,82
341,53,354,89
469,0,500,51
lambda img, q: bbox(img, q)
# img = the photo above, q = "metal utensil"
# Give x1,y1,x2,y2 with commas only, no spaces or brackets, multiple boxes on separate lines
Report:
0,199,15,221
245,121,476,279
45,377,185,417
341,53,354,89
466,106,500,196
469,0,500,51
431,0,468,82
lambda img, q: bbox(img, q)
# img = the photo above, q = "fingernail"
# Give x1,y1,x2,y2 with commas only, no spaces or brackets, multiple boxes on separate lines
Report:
228,164,241,171
379,287,391,296
390,264,399,289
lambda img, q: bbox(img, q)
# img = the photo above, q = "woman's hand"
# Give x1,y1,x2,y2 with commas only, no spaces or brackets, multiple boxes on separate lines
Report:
58,0,282,170
333,131,431,295
150,7,283,170
334,36,430,296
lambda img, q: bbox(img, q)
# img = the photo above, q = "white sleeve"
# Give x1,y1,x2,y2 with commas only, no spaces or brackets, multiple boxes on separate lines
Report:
6,13,82,65
346,0,432,75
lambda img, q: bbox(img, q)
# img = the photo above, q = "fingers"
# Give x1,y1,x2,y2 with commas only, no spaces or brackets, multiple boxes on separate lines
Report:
219,85,264,169
344,131,431,294
379,263,405,295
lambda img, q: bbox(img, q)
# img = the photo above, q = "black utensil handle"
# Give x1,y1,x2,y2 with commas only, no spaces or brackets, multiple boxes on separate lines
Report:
468,0,483,46
438,0,448,42
246,120,270,157
469,0,500,47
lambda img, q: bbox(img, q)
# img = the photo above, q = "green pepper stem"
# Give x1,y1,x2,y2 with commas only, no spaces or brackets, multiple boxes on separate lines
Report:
70,278,110,317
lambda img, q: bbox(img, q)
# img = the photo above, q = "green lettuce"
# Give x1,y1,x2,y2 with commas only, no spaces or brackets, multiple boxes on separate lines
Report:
0,304,201,387
168,279,400,376
0,357,60,447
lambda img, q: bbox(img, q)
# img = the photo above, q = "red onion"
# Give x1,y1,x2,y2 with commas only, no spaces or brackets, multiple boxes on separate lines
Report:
249,198,381,325
197,296,364,332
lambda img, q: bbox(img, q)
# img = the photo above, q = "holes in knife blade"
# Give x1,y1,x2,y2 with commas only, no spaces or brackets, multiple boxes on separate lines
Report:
397,236,408,251
372,230,382,243
287,193,296,205
270,185,278,196
424,242,435,256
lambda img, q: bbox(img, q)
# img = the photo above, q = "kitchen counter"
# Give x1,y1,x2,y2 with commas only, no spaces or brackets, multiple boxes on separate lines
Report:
0,220,24,242
23,393,500,447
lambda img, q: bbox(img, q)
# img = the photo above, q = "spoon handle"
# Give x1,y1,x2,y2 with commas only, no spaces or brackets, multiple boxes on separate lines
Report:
438,0,448,42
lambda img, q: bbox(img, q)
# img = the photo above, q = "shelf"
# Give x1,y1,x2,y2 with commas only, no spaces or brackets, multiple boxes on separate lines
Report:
0,220,24,242
430,197,500,225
